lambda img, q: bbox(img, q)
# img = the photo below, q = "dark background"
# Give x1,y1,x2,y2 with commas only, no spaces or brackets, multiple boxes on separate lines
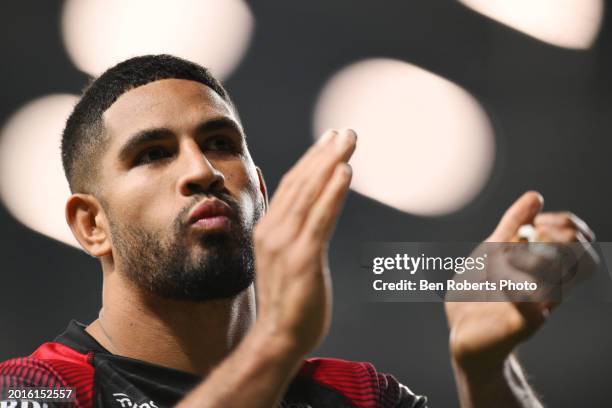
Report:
1,1,612,406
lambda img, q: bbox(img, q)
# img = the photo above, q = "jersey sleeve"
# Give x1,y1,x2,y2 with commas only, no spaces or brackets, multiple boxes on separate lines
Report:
0,355,92,408
376,371,428,408
300,358,428,408
0,357,67,388
0,357,71,407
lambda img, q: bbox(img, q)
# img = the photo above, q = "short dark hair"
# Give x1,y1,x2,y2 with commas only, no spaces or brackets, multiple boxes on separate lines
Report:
61,54,234,194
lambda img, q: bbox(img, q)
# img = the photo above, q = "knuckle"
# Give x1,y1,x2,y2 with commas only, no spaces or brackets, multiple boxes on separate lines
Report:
566,229,579,242
257,230,296,255
259,237,284,255
291,206,310,221
306,222,328,242
291,194,316,216
296,235,323,255
506,310,526,333
553,228,577,243
561,211,576,226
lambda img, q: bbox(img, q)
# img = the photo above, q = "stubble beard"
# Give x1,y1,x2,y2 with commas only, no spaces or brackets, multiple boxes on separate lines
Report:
108,194,263,301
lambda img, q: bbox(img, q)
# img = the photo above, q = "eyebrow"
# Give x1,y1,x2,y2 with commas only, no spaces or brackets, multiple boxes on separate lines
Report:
117,117,244,163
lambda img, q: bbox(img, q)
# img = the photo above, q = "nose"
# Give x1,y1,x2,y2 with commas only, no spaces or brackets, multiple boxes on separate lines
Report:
177,141,225,196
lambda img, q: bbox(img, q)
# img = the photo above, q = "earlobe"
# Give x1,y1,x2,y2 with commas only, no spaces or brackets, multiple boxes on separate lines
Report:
65,194,112,257
255,166,269,211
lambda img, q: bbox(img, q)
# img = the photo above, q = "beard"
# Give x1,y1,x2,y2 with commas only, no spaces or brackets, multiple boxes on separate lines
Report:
108,192,263,301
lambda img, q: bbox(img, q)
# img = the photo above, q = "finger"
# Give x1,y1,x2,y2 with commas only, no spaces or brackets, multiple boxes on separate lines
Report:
507,228,598,300
534,225,578,243
560,230,599,284
534,212,595,242
490,191,544,242
513,302,549,335
287,129,356,220
270,129,356,236
505,245,554,275
304,128,356,172
574,231,600,281
270,129,337,203
534,225,594,270
506,242,574,290
293,129,339,174
268,129,356,217
266,129,340,226
301,163,352,243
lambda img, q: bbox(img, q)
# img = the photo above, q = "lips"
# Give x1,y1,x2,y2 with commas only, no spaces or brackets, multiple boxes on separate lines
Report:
187,198,233,226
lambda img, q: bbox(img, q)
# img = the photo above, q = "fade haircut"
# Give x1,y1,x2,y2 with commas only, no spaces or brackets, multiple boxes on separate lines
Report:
61,54,234,194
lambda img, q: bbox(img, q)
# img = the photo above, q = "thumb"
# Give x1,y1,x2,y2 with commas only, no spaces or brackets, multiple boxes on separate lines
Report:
489,191,544,242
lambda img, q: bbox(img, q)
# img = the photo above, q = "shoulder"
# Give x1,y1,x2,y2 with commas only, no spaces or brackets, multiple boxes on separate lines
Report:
298,357,427,408
0,342,95,408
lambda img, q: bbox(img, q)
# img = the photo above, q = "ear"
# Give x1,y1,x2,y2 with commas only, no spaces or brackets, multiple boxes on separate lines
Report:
255,166,269,211
65,194,112,257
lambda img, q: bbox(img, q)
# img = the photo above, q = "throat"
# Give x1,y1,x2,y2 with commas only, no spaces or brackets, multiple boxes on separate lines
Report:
88,281,256,376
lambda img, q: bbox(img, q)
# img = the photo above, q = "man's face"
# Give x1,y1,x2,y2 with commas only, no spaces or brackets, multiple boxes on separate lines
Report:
98,78,265,301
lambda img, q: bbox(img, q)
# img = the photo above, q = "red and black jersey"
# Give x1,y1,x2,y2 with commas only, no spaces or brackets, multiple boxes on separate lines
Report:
0,321,428,407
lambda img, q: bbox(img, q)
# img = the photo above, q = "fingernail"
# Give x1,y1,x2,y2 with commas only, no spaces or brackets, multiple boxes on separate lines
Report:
318,130,336,144
335,129,355,152
342,163,353,177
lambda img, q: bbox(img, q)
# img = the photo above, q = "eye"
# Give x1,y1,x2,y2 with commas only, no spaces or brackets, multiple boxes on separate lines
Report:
135,146,172,165
205,135,236,152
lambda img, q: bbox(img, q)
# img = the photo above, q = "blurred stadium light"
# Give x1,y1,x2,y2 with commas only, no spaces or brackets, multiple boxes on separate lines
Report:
0,94,81,248
313,58,495,216
61,0,254,79
459,0,604,49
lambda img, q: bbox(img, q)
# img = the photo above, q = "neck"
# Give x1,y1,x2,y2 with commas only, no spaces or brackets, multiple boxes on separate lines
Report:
86,268,256,376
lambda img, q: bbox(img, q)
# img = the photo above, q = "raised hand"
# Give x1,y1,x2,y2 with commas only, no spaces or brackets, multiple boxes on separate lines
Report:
445,192,598,407
252,129,356,356
447,192,597,370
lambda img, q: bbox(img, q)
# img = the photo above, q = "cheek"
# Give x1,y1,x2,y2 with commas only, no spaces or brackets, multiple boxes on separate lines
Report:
222,163,263,223
107,174,176,232
236,189,264,233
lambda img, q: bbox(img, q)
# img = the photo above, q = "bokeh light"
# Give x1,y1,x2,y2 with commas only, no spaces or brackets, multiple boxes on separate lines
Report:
313,58,495,216
459,0,604,49
61,0,254,79
0,95,80,248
